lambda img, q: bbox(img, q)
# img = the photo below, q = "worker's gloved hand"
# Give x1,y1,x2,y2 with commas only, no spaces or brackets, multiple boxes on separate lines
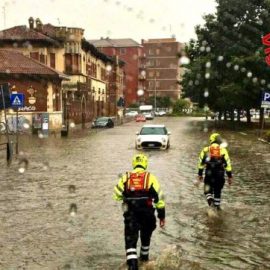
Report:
194,175,203,186
228,177,233,186
159,219,165,228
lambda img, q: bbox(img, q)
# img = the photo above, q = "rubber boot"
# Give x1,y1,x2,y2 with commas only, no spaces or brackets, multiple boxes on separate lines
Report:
127,259,138,270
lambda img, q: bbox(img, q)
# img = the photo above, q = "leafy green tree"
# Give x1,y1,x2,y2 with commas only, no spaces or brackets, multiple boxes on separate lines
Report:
182,0,270,123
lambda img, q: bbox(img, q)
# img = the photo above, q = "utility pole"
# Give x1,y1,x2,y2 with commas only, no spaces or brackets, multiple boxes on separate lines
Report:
154,75,157,113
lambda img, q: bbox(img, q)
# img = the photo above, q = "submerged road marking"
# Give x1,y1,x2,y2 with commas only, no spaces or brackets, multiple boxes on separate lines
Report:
239,132,247,136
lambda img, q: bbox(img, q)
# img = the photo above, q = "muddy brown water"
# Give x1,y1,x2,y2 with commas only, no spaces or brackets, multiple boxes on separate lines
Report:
0,117,269,269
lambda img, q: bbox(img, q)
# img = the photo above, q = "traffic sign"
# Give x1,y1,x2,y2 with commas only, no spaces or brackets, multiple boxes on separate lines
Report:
10,93,24,108
261,91,270,108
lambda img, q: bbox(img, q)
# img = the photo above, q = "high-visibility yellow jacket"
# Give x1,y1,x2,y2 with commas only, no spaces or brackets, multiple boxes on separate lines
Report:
113,167,165,219
197,143,232,177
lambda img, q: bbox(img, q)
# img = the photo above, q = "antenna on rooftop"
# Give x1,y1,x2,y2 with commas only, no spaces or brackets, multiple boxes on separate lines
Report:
57,18,61,25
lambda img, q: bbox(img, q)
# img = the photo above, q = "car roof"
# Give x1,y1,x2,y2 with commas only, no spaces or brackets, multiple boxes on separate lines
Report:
141,124,165,128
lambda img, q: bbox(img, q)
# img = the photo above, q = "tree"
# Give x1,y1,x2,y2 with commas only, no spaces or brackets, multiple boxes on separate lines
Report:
182,0,270,123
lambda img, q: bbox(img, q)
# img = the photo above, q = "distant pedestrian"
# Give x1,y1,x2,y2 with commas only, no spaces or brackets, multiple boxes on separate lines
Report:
197,133,233,210
113,154,165,270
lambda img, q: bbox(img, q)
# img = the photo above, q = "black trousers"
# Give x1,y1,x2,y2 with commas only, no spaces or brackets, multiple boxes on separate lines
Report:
204,170,225,207
124,208,156,267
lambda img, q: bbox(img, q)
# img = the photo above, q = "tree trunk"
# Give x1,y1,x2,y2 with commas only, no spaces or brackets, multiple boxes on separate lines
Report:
246,109,251,123
218,111,222,120
237,108,241,122
259,108,264,128
230,109,234,122
224,111,227,121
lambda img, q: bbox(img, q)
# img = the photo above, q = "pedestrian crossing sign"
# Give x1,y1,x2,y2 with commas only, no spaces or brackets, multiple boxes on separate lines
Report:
10,93,24,108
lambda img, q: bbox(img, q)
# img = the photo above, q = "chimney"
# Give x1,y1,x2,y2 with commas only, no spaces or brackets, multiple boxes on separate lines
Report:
35,18,43,32
28,17,34,29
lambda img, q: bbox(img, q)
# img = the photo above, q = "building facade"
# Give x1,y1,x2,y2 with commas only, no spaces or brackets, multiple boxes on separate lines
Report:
0,18,125,132
142,38,183,103
0,50,67,132
90,38,143,107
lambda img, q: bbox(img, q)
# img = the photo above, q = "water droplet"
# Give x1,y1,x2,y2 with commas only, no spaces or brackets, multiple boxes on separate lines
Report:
267,84,270,89
206,46,211,52
205,62,211,68
234,65,239,71
202,40,207,46
247,72,252,78
69,185,76,193
106,64,112,72
205,73,210,79
241,67,246,72
69,203,77,216
18,158,29,174
179,56,190,65
226,62,232,68
195,80,200,85
217,56,224,61
252,77,258,83
204,90,209,97
188,80,193,86
137,89,144,96
69,122,75,128
203,127,208,132
38,132,44,139
6,69,10,74
140,70,146,77
261,79,266,85
199,46,205,52
23,123,30,129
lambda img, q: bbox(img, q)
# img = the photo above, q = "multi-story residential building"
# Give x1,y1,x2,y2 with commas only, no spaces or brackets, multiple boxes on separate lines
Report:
89,38,144,107
142,38,183,104
0,18,125,132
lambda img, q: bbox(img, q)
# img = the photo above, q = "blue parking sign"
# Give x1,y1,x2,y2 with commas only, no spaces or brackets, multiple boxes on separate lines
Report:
261,91,270,108
10,93,24,108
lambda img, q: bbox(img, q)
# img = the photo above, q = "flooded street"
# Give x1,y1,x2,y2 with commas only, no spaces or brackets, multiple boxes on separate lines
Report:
0,117,269,270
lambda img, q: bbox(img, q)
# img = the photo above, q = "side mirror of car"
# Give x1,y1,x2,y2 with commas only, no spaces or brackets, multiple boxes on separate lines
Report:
168,131,171,135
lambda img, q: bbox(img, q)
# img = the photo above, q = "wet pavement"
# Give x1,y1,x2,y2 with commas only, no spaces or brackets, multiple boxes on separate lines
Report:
0,117,269,270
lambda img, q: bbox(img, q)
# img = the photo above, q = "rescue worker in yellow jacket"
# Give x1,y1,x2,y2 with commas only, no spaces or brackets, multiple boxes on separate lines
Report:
113,154,165,270
197,133,233,210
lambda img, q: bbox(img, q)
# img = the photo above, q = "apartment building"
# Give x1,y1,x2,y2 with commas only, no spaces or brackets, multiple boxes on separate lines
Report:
90,38,144,106
0,18,125,131
142,38,183,102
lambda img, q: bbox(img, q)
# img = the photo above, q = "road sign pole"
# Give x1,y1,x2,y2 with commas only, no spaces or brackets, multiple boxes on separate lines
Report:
16,108,19,154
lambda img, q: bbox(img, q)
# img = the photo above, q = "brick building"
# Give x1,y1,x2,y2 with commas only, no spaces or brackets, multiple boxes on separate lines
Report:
89,38,144,107
0,18,125,132
142,38,183,103
0,50,67,131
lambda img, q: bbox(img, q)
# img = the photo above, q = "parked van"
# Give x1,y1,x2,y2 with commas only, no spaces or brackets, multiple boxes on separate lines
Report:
139,105,154,120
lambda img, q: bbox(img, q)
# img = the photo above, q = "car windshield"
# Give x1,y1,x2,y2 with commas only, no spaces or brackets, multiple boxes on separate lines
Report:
140,127,167,135
96,118,108,123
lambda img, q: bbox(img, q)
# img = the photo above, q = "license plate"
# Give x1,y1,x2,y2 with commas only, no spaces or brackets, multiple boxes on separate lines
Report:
148,143,155,147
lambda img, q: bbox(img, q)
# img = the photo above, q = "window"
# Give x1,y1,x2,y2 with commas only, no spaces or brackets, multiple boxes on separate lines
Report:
149,71,154,77
166,46,172,52
50,53,55,69
149,49,153,55
120,48,126,55
156,60,160,66
156,49,160,55
30,52,39,60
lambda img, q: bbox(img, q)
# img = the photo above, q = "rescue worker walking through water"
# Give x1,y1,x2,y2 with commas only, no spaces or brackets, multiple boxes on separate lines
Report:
113,154,165,270
197,133,233,210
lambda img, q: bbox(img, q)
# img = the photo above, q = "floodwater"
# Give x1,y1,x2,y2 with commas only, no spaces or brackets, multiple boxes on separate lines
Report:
0,117,269,270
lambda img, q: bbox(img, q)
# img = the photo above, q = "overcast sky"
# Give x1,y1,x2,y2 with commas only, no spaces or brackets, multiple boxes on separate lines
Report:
1,0,217,43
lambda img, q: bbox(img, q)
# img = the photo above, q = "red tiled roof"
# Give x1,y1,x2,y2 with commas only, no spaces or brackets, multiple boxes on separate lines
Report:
89,38,142,48
0,26,59,45
0,49,68,79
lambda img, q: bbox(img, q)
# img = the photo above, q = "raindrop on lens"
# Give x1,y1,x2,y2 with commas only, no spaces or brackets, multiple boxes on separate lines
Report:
234,65,239,71
247,72,252,78
70,122,75,128
205,62,211,68
200,46,205,52
137,89,144,96
18,158,29,174
241,67,246,72
69,185,76,193
261,79,266,85
69,203,77,216
220,141,228,148
203,127,208,132
204,90,209,97
205,73,210,79
267,84,270,89
252,77,258,83
195,80,200,85
217,56,224,61
206,46,211,52
226,62,232,68
202,40,207,46
38,132,44,139
179,56,190,65
23,123,30,129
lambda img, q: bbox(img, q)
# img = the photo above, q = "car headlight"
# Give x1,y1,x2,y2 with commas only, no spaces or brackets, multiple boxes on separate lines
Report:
162,138,167,143
137,138,141,143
